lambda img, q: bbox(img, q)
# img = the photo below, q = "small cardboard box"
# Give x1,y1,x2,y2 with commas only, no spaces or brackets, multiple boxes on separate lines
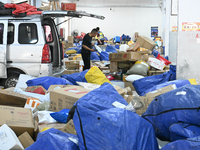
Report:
136,36,156,50
125,82,135,91
68,60,80,65
109,52,142,62
61,120,76,135
127,43,140,52
148,70,167,76
67,36,74,43
141,54,150,62
0,105,34,136
62,42,74,50
148,57,165,70
18,132,34,149
50,86,90,111
62,70,80,75
65,63,79,70
0,89,31,107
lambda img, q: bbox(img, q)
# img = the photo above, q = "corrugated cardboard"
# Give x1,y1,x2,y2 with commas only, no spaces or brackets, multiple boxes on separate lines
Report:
47,85,68,93
50,86,90,111
65,64,79,70
148,70,167,76
18,132,34,149
141,54,150,62
136,36,156,50
0,89,31,107
0,105,34,136
110,61,118,72
136,85,176,115
38,123,66,132
66,60,80,65
125,82,135,91
68,36,74,43
109,52,142,62
127,43,140,52
62,70,79,75
61,120,76,135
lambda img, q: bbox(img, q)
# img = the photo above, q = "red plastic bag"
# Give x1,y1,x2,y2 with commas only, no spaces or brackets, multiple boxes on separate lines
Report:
157,54,172,65
106,75,115,81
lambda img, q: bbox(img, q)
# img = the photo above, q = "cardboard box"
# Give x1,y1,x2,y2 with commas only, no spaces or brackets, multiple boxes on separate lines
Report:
67,36,74,43
68,60,80,65
61,3,76,11
65,63,79,70
0,105,34,136
109,52,142,62
50,86,90,111
125,82,135,91
62,42,74,50
61,119,76,135
136,50,152,54
127,43,140,52
18,132,34,149
110,61,118,72
47,85,69,93
122,74,128,82
124,95,134,104
0,124,24,150
38,123,66,132
148,70,167,76
62,70,79,75
0,89,31,107
141,54,150,62
136,85,176,115
136,36,156,50
148,57,165,70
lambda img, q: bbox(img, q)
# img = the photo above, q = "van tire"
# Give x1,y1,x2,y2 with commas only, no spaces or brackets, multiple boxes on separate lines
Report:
3,73,22,89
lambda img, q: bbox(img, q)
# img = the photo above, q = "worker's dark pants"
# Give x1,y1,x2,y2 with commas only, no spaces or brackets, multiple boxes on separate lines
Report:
81,51,91,71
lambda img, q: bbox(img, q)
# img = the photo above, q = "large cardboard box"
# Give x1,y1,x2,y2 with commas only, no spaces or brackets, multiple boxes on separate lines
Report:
0,90,30,107
136,85,176,115
136,36,156,50
18,132,34,149
50,86,90,111
109,52,142,62
0,106,34,136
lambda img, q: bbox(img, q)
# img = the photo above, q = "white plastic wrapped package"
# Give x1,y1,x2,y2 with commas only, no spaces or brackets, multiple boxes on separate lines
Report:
14,87,50,102
125,75,144,82
34,111,57,124
119,44,129,52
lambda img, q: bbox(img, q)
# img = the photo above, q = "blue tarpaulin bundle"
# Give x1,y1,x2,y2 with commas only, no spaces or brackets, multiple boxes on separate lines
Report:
106,45,118,53
133,65,176,96
90,51,101,61
113,36,121,43
26,76,73,90
73,83,159,150
121,34,131,41
61,69,88,85
161,136,200,150
142,84,200,142
26,128,79,150
99,51,109,61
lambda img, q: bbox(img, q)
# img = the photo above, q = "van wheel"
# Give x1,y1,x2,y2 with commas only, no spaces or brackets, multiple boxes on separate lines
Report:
4,73,21,89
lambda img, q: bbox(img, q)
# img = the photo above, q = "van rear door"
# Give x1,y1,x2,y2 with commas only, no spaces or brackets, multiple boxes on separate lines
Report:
0,20,8,78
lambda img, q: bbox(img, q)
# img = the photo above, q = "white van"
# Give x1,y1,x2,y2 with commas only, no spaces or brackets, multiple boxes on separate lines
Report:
0,11,104,88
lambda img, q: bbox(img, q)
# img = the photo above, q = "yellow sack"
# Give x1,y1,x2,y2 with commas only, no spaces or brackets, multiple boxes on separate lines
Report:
41,127,52,132
73,54,82,60
85,66,111,85
66,50,77,54
128,40,134,46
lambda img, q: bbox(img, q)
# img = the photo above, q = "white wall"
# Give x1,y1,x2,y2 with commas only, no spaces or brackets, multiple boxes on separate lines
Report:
71,7,162,40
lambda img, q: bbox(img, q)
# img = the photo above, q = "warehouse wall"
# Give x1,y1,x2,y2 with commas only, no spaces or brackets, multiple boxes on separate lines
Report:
71,7,163,40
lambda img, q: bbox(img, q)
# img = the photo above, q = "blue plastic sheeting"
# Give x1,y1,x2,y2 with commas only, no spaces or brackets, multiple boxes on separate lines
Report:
133,65,176,96
161,136,200,150
106,45,118,53
26,76,73,90
115,44,120,49
61,69,88,85
90,51,101,61
73,83,159,150
121,34,131,41
50,109,70,123
26,128,79,150
64,53,68,58
152,49,159,57
113,36,120,43
169,123,200,142
99,51,109,61
143,85,200,141
66,47,78,51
